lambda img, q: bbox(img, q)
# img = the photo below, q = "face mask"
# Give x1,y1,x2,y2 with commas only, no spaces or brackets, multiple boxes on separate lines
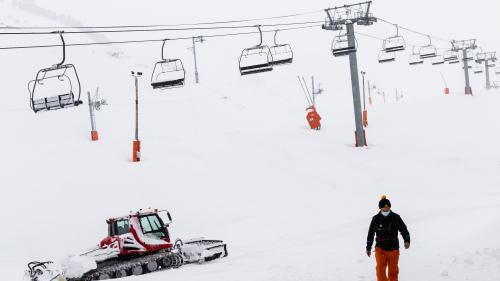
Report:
381,210,391,217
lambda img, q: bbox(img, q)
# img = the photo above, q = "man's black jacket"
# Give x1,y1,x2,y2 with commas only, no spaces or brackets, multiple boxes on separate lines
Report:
366,211,410,251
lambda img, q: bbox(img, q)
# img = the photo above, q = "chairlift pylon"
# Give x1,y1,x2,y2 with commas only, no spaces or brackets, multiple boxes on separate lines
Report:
378,50,396,63
382,24,405,53
419,35,437,59
151,39,186,89
409,47,424,65
238,26,273,75
269,30,293,66
28,31,82,113
331,31,357,57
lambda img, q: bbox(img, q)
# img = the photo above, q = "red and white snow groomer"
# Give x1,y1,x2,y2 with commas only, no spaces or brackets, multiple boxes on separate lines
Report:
25,209,228,281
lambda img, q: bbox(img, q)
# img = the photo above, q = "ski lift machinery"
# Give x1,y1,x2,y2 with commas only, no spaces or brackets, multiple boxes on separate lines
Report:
28,31,82,113
383,24,405,52
239,26,274,75
151,39,186,89
269,30,293,66
420,35,437,59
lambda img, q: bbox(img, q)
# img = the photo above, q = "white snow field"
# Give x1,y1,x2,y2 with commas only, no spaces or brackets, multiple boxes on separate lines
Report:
1,0,499,281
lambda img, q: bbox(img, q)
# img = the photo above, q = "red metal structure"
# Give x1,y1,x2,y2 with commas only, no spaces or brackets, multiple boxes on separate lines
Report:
306,106,322,130
26,209,227,281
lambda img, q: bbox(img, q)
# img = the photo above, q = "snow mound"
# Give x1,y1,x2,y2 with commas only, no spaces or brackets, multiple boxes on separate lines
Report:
60,255,97,278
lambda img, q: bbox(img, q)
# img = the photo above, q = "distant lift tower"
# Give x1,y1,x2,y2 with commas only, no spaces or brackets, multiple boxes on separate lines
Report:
189,36,205,84
323,1,376,147
475,52,497,90
451,39,477,95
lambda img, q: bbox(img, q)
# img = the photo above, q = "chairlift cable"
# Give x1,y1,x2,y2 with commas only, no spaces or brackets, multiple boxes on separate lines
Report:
354,31,449,51
0,24,321,50
376,17,451,43
0,20,324,35
0,10,324,30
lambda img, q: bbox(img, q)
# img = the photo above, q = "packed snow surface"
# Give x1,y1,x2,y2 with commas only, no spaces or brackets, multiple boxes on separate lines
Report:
1,0,499,281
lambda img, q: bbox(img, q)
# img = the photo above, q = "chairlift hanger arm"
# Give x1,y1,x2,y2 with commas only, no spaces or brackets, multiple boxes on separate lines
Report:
161,39,169,61
51,31,66,66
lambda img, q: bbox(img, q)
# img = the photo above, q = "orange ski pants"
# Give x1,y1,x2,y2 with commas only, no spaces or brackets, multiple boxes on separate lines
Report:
375,247,400,281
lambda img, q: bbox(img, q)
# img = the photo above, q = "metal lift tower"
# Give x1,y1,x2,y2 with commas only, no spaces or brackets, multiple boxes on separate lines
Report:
451,39,477,95
475,52,497,90
323,1,376,147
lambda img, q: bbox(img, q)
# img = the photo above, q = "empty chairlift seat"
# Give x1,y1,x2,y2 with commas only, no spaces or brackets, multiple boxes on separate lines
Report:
409,47,423,65
239,46,274,75
151,59,185,89
444,50,459,62
238,26,274,75
463,50,475,61
473,65,483,74
382,25,405,53
151,39,185,89
378,50,396,63
420,45,437,59
431,55,445,65
28,33,82,113
419,35,437,59
269,30,293,66
331,33,356,57
269,44,293,65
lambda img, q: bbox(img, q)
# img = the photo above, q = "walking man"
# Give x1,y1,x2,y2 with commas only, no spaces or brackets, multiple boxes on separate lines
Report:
366,195,410,281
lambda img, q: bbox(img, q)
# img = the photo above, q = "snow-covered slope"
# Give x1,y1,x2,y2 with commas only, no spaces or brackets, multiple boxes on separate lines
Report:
1,1,499,281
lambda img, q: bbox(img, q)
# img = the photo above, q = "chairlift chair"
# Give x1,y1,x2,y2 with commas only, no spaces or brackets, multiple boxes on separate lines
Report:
378,50,396,63
462,50,475,61
409,47,424,65
269,30,293,66
382,24,405,52
239,26,273,75
419,35,437,59
28,32,82,113
444,50,459,62
473,65,483,74
151,40,186,89
431,55,445,65
331,32,356,57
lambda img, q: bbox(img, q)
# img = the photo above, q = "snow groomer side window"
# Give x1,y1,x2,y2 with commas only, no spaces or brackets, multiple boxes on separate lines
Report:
116,219,130,235
140,215,165,238
109,219,130,236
